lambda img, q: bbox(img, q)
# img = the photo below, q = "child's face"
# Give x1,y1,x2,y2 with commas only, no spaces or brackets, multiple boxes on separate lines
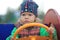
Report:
20,12,36,24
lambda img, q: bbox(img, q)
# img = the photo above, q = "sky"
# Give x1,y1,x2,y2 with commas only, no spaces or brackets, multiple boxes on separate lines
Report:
44,0,60,15
0,0,60,15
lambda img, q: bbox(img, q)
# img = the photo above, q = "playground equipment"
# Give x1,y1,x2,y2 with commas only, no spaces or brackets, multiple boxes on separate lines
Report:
43,9,60,40
13,23,53,40
0,9,60,40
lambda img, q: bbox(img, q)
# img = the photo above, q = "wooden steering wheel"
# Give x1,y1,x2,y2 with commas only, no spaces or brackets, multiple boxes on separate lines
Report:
13,23,53,40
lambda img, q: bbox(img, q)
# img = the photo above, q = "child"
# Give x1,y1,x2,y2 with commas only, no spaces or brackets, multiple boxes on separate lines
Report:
6,0,58,40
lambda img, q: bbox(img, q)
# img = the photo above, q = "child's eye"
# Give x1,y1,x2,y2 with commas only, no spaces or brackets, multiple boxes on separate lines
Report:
29,14,32,16
22,14,26,16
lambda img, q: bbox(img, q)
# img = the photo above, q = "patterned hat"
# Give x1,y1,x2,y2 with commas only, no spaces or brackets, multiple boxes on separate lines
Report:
20,0,38,17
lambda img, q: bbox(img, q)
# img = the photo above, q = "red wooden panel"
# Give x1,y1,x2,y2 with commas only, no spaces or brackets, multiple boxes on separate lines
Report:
43,9,60,40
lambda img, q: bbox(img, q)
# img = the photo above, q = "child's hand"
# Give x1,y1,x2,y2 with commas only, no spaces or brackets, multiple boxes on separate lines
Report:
48,26,54,34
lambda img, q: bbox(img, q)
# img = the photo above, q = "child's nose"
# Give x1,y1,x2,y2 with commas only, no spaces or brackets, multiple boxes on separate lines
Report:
25,16,29,19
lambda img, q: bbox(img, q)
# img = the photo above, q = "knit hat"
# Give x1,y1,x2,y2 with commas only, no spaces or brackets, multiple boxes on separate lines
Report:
20,0,38,17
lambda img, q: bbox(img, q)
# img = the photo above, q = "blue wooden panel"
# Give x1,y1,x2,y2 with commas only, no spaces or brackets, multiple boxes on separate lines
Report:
0,24,14,40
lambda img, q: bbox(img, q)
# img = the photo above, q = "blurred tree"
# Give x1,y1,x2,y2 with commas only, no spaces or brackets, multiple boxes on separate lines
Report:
38,10,45,20
0,16,2,23
0,7,20,24
5,8,17,23
0,15,5,23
